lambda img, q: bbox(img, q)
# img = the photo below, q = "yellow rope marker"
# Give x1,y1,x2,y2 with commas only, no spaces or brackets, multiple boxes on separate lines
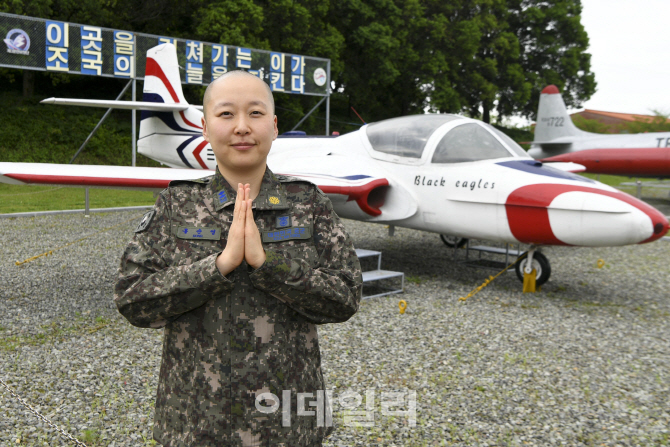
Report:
398,300,407,314
597,259,605,269
522,268,537,293
459,254,527,302
15,215,141,266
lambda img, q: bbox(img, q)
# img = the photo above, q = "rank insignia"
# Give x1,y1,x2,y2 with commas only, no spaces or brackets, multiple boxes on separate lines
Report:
134,210,155,233
217,190,228,204
269,196,281,205
276,215,291,228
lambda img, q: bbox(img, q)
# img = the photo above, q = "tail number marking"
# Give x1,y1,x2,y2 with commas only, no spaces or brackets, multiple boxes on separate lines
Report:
541,117,564,127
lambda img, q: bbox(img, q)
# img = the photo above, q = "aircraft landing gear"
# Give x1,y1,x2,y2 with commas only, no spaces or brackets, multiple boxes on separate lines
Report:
515,250,551,286
440,234,468,248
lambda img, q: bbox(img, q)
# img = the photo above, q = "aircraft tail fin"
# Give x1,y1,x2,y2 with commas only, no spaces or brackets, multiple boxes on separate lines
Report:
533,85,585,143
138,43,206,168
143,43,188,106
139,43,204,144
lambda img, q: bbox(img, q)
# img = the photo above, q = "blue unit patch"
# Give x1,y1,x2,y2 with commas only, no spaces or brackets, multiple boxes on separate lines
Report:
276,215,291,228
262,226,312,243
217,190,228,204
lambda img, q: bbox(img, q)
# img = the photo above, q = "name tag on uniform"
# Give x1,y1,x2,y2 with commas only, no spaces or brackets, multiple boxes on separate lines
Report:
262,226,311,243
176,227,221,240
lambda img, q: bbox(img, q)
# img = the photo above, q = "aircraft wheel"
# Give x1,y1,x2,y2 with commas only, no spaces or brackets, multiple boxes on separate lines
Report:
440,234,468,248
515,251,551,286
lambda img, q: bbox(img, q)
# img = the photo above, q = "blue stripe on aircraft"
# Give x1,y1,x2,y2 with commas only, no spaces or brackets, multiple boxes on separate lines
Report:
497,160,594,183
140,93,165,121
142,93,164,103
300,173,373,180
140,110,199,134
139,93,199,134
176,135,201,169
340,175,373,180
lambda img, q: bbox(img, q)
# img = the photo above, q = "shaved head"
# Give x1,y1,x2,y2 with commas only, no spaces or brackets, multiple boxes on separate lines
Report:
203,70,275,118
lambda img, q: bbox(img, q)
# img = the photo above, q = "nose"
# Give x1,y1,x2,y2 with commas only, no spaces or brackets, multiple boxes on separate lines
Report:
505,184,669,246
234,115,251,135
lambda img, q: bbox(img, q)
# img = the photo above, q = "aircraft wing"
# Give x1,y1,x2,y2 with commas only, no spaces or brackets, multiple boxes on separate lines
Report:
0,162,212,190
0,162,397,218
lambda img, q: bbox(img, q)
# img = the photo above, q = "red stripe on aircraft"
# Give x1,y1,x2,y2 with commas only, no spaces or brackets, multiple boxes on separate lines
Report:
145,57,180,104
145,58,202,130
179,111,203,130
192,140,209,169
541,148,670,177
506,184,669,244
319,178,389,216
4,174,172,189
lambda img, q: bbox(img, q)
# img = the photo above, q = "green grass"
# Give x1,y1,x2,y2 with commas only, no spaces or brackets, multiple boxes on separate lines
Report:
580,173,638,187
0,183,155,214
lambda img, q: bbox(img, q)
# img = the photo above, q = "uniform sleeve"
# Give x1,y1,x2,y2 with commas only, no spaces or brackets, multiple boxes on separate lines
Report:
249,187,362,324
114,191,234,328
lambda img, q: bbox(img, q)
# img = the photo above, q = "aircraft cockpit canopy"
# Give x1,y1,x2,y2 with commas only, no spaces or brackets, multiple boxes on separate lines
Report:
489,126,529,158
431,123,528,163
366,115,459,158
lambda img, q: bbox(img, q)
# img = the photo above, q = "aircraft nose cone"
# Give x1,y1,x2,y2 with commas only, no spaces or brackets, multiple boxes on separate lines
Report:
655,222,667,235
506,184,669,246
649,216,669,242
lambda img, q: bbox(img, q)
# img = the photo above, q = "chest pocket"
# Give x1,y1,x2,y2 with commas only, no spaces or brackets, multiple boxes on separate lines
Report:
261,226,320,269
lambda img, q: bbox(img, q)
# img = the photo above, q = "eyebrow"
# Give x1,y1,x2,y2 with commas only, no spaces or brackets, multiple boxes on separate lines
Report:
212,100,268,109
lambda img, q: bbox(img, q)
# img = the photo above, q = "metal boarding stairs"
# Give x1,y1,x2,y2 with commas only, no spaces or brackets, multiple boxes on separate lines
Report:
355,249,404,299
461,242,522,271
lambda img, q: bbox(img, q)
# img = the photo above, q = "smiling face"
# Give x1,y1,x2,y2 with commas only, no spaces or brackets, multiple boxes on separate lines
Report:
201,72,278,178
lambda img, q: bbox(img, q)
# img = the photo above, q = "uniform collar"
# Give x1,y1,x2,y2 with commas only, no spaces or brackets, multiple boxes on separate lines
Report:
210,166,289,212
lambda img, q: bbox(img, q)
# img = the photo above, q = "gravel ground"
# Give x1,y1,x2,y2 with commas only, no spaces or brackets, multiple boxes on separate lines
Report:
1,208,669,446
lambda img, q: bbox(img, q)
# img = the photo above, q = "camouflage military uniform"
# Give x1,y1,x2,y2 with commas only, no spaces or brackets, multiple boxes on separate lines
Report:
114,167,362,446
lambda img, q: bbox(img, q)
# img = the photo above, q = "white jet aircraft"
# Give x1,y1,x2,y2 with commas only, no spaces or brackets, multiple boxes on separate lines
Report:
529,85,670,177
1,44,668,286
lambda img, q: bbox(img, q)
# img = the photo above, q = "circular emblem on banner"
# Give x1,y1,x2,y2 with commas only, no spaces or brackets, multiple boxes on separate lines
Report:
313,68,327,87
4,29,31,55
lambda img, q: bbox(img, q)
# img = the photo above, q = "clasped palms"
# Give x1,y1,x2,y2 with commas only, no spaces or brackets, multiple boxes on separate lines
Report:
216,183,266,275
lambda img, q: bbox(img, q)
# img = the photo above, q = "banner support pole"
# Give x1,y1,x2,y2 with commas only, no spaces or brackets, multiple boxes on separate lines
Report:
326,60,331,136
69,79,133,164
132,78,137,167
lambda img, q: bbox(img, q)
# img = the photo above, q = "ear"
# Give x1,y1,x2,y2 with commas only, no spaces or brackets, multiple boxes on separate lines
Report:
272,115,278,141
202,116,209,142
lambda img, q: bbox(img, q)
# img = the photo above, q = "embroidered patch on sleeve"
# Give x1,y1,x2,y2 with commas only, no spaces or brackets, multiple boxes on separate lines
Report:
134,210,155,233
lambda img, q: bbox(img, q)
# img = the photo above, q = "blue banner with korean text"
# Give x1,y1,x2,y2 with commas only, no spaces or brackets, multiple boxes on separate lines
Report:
0,12,330,96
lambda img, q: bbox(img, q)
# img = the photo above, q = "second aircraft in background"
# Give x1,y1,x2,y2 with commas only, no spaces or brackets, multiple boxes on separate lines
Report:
530,85,670,178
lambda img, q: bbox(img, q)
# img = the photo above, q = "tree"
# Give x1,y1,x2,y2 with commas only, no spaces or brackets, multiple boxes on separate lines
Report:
507,0,596,119
427,0,531,123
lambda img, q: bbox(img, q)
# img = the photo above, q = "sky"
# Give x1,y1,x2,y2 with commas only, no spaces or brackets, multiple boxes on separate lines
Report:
578,0,670,116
